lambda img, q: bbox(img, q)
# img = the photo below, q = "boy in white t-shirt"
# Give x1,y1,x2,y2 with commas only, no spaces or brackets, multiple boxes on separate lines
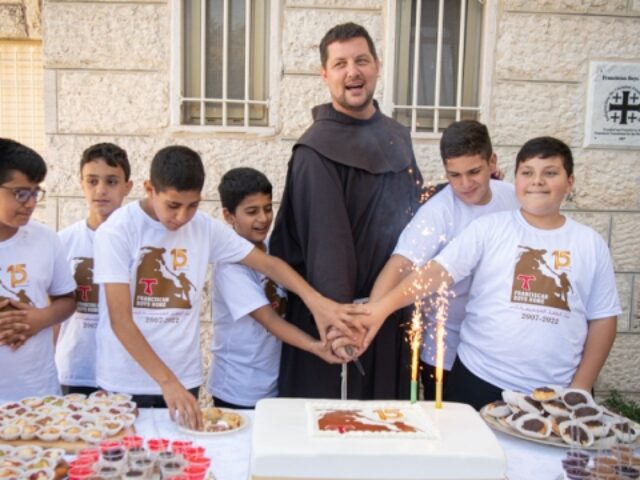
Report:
0,138,76,401
55,143,133,395
208,168,342,409
339,137,620,409
94,146,364,430
367,120,518,400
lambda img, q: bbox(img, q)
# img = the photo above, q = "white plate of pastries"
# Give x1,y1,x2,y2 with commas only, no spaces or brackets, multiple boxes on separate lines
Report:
480,386,639,450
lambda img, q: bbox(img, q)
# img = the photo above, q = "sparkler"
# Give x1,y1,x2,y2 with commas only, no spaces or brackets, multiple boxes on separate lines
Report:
409,300,423,404
434,282,449,409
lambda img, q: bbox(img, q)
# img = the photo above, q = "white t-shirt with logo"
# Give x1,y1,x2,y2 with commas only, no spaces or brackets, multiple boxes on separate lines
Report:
55,220,100,387
206,245,286,406
435,209,622,393
393,180,518,369
93,201,254,394
0,221,76,401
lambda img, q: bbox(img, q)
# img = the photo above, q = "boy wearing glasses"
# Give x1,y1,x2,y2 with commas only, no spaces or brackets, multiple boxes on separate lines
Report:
0,138,76,401
55,143,133,395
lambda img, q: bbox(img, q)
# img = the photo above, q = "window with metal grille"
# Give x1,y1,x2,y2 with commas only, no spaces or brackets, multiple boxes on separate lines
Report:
389,0,484,135
0,40,44,153
178,0,273,130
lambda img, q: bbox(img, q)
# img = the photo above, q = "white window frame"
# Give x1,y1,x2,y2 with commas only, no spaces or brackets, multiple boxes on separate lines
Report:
170,0,280,135
382,0,497,138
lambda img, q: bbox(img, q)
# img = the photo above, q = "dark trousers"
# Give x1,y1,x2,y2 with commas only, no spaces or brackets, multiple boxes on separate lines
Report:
100,387,200,409
212,396,254,410
420,361,450,402
444,358,502,410
61,385,100,396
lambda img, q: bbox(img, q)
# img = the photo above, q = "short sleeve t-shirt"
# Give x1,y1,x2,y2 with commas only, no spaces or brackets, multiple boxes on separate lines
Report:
393,180,518,369
0,221,76,401
55,220,100,387
93,202,253,394
435,209,622,392
206,249,286,406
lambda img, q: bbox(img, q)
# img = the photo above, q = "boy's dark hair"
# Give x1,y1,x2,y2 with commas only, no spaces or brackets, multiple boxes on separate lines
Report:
81,142,131,181
320,22,377,67
218,167,272,214
515,136,574,176
150,146,205,192
440,120,493,163
0,138,47,185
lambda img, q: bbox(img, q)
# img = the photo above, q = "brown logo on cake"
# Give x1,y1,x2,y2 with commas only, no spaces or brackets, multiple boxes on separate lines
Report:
511,246,573,312
133,246,195,309
72,257,98,313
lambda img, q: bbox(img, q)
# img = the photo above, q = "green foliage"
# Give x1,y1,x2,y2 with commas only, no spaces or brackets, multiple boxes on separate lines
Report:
602,390,640,423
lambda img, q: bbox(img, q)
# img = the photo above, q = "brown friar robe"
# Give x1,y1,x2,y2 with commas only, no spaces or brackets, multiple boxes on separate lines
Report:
269,102,424,400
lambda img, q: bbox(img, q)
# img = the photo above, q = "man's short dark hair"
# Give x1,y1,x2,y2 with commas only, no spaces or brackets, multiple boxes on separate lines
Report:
218,167,272,214
319,22,377,67
515,136,574,176
150,146,205,192
0,138,47,185
81,142,131,181
440,120,493,164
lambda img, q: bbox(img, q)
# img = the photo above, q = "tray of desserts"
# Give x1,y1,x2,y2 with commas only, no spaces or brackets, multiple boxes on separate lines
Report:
480,386,640,450
0,445,69,480
0,391,137,453
176,407,247,436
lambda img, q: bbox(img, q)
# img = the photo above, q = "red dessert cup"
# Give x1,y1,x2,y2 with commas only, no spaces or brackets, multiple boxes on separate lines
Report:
184,446,205,458
122,435,144,449
68,466,95,480
183,465,207,480
77,447,101,463
171,440,193,455
99,440,122,451
187,456,211,470
68,457,96,470
147,437,170,452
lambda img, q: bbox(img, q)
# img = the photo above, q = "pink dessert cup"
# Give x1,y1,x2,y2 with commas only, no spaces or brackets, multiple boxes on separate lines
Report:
68,466,95,480
183,465,207,480
122,435,144,449
186,456,211,471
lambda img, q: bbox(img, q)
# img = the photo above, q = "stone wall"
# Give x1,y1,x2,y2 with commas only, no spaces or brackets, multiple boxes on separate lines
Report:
5,0,635,401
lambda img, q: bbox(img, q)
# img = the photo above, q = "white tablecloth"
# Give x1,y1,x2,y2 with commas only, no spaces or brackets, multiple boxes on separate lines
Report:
135,409,566,480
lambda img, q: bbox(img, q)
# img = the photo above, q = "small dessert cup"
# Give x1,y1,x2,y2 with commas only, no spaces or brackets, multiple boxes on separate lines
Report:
126,446,148,466
68,457,96,470
565,449,590,466
186,456,210,471
613,464,640,479
131,458,154,478
183,465,207,480
77,447,101,463
122,435,144,450
183,446,206,460
146,438,170,454
68,466,96,480
564,466,591,480
171,440,193,455
159,460,185,478
100,446,126,473
24,467,55,480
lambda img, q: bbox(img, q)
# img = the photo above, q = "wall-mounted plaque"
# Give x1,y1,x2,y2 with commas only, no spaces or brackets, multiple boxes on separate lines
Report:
584,61,640,148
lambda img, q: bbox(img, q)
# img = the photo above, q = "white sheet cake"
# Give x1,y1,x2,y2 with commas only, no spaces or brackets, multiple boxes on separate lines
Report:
251,398,506,480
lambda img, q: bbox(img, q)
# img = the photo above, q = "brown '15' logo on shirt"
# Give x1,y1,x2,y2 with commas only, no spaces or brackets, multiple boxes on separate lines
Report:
134,246,195,310
511,246,573,312
0,265,34,309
